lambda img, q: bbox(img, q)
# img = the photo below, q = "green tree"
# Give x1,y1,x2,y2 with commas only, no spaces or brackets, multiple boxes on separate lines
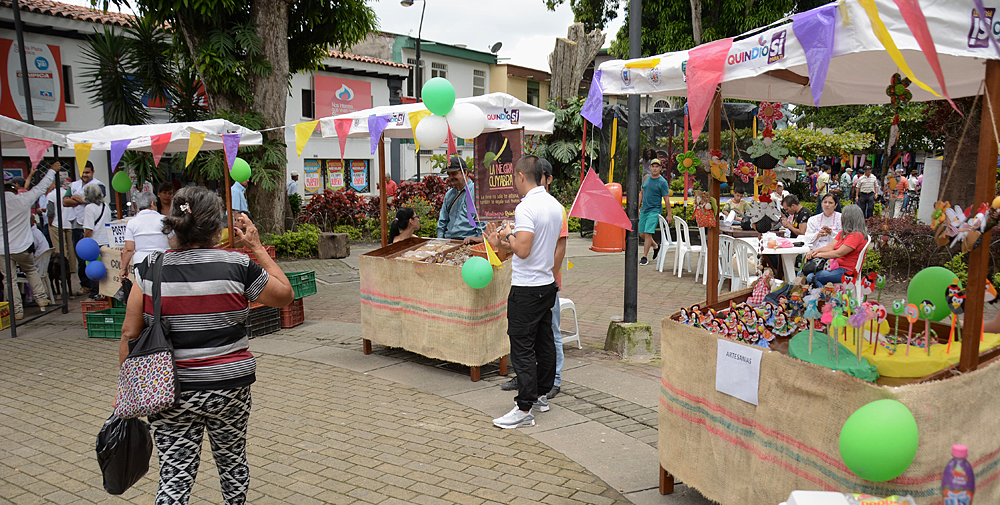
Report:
543,0,621,32
529,96,598,184
797,102,942,155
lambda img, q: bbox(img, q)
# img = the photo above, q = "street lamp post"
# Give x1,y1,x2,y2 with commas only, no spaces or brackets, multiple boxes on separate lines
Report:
402,0,427,178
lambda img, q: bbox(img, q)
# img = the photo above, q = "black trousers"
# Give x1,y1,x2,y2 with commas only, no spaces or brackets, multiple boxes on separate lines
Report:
507,283,558,412
72,228,91,291
858,192,875,218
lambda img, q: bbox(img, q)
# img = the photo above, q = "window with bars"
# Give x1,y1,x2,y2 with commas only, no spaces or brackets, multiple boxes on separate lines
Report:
406,58,425,97
473,69,485,96
431,62,447,79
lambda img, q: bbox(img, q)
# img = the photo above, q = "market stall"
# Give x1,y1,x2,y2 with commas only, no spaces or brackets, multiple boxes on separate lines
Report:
591,0,1000,502
0,115,69,337
318,92,555,380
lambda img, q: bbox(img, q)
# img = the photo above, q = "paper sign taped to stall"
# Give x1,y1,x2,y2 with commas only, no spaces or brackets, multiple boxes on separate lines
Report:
716,339,763,405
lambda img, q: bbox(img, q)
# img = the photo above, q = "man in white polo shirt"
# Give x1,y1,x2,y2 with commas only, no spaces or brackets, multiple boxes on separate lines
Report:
2,162,57,318
486,156,564,429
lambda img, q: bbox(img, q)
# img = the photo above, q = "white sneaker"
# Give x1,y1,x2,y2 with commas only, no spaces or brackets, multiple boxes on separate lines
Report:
533,395,550,412
493,407,534,429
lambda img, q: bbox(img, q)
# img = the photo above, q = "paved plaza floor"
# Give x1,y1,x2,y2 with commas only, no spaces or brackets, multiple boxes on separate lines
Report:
1,235,721,504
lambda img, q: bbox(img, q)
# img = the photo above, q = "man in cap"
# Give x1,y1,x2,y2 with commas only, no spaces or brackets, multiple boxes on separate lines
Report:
3,163,58,319
638,158,670,266
436,157,483,243
286,171,299,196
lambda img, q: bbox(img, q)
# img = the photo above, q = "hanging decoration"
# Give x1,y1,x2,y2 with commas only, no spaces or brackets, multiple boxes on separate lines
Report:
368,114,391,155
333,118,352,161
735,159,757,183
675,151,701,175
149,133,171,167
568,168,633,231
708,149,729,182
747,102,789,170
792,4,837,106
222,134,241,170
294,120,319,157
886,73,913,106
23,138,52,170
895,0,958,112
407,109,433,151
757,169,778,201
580,70,604,128
858,0,940,98
74,143,92,175
185,132,206,167
110,139,131,171
684,38,733,143
693,190,718,228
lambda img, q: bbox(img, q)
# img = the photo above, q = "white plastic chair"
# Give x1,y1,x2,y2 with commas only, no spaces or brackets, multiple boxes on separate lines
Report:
656,214,677,272
558,298,582,349
695,227,708,285
718,235,736,295
673,216,703,278
852,237,873,301
732,239,760,291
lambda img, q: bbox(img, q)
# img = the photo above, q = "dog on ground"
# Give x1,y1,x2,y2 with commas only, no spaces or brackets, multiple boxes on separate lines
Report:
48,254,70,297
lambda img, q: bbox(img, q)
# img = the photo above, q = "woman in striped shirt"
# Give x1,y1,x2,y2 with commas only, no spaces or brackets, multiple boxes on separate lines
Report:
120,186,293,505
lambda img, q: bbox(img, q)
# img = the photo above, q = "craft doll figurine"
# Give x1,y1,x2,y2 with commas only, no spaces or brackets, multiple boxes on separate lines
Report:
708,149,729,182
693,190,719,228
946,289,965,354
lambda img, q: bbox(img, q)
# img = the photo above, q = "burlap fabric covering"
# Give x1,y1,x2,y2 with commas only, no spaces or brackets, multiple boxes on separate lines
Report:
659,318,1000,505
360,256,511,366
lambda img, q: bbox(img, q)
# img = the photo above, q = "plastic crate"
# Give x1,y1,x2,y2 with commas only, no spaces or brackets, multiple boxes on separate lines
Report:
82,298,111,329
286,271,317,299
86,308,126,339
280,298,304,328
111,297,126,308
246,306,280,339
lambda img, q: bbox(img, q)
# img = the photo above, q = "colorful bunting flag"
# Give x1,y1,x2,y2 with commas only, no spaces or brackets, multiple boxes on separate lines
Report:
22,138,51,170
792,5,836,107
857,0,939,98
110,139,131,171
185,132,206,167
580,70,604,128
74,143,92,176
368,115,391,155
447,125,458,158
568,168,633,231
294,120,319,157
222,133,241,169
484,237,501,266
686,38,733,142
149,133,172,167
464,182,477,227
894,0,958,112
333,118,352,161
408,110,432,151
624,58,661,69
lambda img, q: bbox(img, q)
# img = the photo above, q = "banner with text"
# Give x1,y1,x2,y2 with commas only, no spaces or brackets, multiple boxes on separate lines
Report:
0,39,65,122
303,159,321,194
475,129,522,220
326,159,345,191
349,159,369,192
315,75,372,118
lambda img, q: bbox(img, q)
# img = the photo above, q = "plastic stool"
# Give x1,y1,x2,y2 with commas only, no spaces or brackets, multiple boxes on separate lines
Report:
559,297,582,349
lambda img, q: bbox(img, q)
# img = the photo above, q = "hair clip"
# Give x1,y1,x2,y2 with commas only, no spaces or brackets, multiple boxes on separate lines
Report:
179,203,191,214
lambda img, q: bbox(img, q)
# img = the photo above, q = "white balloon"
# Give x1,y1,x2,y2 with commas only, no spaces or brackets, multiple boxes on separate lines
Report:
445,103,487,139
414,114,449,147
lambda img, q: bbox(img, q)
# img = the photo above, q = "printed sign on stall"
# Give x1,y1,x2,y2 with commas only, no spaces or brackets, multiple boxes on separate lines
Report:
475,130,522,220
349,159,369,192
303,159,321,194
0,39,65,122
326,159,345,191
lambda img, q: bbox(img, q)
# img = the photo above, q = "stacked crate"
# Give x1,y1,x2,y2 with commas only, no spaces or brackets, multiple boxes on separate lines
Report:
280,271,316,329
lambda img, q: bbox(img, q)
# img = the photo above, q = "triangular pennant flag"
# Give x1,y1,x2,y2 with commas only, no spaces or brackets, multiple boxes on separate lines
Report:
110,139,131,171
447,125,458,158
484,236,501,266
894,0,958,112
333,118,352,161
74,143,92,176
185,132,207,167
295,120,319,157
23,138,51,170
624,58,661,69
568,168,632,231
686,38,733,139
580,70,604,128
368,115,391,155
567,261,575,270
792,5,836,107
464,182,477,227
222,133,241,169
149,133,172,167
858,0,939,98
408,110,432,151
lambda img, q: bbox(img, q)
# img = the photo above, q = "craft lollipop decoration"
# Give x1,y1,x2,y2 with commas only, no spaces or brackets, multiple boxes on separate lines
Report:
804,299,821,355
920,300,936,356
832,311,847,364
848,311,869,363
946,291,965,354
875,274,887,304
821,303,834,360
904,303,919,356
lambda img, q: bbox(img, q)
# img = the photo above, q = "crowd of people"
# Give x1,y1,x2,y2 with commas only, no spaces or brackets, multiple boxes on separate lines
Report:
803,163,920,219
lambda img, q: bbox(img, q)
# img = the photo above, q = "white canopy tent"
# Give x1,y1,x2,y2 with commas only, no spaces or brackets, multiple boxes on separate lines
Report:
595,0,993,105
66,118,263,152
317,92,555,138
0,115,68,149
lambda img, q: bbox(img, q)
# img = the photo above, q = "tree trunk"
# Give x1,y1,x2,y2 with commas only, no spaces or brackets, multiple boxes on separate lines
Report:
548,23,605,108
690,0,703,45
940,102,981,208
247,0,290,234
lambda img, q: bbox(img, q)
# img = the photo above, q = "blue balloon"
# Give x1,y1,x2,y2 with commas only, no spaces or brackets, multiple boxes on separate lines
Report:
85,261,106,281
76,237,101,262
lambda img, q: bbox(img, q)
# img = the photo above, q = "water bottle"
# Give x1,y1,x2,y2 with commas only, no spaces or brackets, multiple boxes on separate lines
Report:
942,444,975,505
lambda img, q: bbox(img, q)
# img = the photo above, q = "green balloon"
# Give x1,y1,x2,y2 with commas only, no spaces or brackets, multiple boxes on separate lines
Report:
422,77,456,116
111,170,132,193
839,399,918,482
461,256,493,289
230,157,251,183
907,266,959,322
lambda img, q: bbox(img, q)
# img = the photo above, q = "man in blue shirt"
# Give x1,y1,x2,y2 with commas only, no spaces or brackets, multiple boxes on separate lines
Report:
639,159,671,265
231,180,249,215
436,157,483,243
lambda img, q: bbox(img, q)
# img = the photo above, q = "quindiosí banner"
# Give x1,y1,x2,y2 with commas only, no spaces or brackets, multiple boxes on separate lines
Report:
475,129,523,220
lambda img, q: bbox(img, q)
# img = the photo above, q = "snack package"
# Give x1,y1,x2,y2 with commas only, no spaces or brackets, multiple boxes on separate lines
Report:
845,494,916,505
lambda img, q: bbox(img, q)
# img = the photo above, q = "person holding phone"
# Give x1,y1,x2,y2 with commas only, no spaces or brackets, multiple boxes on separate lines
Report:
804,193,843,250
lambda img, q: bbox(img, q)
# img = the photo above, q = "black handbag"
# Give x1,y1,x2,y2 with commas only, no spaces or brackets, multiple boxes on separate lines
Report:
802,257,829,274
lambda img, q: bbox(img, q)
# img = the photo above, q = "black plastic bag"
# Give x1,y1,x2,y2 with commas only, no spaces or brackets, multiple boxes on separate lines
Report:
113,278,132,305
96,414,152,495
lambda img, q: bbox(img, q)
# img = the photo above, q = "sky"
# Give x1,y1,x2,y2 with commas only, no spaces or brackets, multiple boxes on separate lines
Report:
59,0,625,72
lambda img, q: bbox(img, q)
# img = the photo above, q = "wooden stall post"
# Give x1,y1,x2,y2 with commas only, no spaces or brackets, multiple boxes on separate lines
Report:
379,133,388,248
961,59,1000,372
706,89,722,305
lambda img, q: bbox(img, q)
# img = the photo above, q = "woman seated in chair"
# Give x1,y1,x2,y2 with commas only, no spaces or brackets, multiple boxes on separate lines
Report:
803,204,867,288
803,193,843,250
